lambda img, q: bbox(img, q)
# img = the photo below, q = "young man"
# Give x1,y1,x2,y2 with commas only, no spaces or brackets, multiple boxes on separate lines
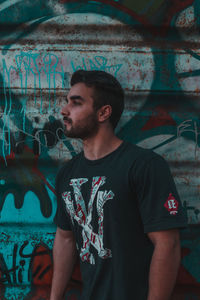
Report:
50,70,187,300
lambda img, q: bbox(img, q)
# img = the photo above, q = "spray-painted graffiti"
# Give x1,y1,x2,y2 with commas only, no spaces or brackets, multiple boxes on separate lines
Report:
0,238,53,300
71,56,122,77
2,52,65,98
177,120,200,159
0,242,52,285
0,230,81,299
0,0,199,299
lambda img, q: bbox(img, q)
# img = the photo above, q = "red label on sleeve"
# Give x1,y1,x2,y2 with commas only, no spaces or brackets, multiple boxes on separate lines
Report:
164,193,179,215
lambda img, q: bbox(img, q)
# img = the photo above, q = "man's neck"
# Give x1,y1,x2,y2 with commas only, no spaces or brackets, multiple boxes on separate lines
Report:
82,127,123,161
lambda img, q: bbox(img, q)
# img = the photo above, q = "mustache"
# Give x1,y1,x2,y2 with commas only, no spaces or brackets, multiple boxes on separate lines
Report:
63,116,72,124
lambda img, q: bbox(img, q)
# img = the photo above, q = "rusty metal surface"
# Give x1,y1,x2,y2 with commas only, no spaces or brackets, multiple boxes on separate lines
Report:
0,1,199,299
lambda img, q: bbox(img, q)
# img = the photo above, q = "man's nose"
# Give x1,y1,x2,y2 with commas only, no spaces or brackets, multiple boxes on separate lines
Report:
61,103,70,116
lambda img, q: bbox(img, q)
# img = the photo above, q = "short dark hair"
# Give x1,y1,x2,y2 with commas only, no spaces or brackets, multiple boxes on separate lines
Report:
70,70,124,129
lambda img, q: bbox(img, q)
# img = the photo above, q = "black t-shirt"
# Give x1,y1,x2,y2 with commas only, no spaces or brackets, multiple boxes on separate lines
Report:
54,141,187,300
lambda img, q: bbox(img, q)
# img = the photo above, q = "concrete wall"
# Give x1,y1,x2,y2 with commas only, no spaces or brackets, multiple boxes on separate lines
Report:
0,0,199,299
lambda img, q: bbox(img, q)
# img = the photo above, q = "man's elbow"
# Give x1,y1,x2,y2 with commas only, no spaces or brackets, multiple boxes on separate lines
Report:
149,229,181,262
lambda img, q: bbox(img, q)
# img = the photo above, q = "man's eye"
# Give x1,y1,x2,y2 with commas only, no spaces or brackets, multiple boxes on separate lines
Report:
73,100,81,105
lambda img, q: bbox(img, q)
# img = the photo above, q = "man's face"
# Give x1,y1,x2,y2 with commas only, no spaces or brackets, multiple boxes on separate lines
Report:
61,82,99,139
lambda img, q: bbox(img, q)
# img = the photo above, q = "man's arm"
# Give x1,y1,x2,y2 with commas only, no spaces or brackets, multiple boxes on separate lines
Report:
50,227,77,300
147,229,181,300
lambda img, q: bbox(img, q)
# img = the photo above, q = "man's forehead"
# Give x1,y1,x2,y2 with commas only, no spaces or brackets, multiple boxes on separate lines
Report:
68,82,94,97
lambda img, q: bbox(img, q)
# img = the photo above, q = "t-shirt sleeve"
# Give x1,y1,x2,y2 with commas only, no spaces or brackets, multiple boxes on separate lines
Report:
54,165,72,231
132,154,188,233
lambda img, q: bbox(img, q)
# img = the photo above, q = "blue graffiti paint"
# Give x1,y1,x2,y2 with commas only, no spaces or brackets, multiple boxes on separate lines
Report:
13,51,65,106
0,188,56,224
71,56,122,77
0,51,66,163
194,0,200,28
2,59,11,164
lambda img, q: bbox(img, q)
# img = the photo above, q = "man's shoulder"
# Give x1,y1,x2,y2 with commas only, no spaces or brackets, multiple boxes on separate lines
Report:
124,142,171,180
124,141,158,163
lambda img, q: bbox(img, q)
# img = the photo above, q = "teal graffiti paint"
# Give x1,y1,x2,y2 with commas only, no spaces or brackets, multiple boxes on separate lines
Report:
71,55,122,77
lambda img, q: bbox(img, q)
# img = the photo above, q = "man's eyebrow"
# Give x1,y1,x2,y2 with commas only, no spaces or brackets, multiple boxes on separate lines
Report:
69,95,85,101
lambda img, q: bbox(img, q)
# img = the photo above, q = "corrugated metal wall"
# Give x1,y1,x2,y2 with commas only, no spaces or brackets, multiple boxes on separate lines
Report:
0,0,199,299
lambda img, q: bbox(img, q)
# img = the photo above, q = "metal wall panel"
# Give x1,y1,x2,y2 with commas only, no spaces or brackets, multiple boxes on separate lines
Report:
0,1,199,299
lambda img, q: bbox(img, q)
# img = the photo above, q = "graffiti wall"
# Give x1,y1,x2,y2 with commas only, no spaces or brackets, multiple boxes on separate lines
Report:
0,0,199,299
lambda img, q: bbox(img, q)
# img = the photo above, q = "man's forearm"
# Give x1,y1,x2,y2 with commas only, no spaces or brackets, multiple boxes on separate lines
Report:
147,230,181,300
50,229,77,300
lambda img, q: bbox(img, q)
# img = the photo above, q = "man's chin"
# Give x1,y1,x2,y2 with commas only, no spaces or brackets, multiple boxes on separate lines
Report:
64,131,74,138
64,129,81,139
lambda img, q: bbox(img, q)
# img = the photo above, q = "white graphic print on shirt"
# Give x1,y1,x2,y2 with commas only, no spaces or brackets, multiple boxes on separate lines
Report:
62,176,114,265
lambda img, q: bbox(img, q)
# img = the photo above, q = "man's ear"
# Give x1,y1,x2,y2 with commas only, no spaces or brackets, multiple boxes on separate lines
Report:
97,105,112,123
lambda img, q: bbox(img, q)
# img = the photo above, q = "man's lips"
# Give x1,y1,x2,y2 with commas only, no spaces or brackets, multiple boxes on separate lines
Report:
63,116,72,125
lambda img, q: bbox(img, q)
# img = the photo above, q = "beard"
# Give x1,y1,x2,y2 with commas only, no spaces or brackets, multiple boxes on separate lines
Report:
64,113,99,140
